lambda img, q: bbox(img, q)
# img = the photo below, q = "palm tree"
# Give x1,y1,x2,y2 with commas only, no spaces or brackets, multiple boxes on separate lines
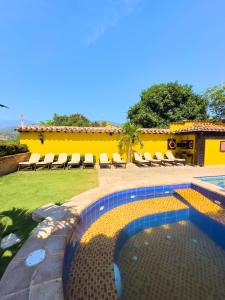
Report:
119,121,143,162
0,104,9,108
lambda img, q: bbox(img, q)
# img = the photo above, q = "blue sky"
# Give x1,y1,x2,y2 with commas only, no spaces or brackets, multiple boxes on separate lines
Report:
0,0,225,124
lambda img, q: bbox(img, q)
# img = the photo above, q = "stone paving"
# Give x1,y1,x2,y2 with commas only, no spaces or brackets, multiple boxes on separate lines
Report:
64,164,225,214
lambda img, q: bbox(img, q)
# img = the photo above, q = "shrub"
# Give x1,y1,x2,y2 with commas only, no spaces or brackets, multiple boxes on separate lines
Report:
0,144,28,157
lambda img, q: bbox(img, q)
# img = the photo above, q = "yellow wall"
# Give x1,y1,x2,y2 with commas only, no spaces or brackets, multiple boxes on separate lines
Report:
134,134,174,155
169,121,195,131
204,139,225,165
20,132,176,161
20,132,121,160
170,120,225,131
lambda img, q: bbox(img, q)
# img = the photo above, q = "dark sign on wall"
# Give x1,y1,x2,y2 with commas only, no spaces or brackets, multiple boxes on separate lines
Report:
177,140,194,149
167,139,177,150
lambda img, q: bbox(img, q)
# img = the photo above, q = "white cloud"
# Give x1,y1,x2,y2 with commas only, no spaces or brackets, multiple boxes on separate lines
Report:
84,0,141,46
123,0,141,13
85,24,107,46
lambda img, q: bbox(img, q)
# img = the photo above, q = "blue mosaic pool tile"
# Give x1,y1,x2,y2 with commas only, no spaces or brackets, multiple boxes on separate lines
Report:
191,183,225,206
190,207,225,250
154,186,162,192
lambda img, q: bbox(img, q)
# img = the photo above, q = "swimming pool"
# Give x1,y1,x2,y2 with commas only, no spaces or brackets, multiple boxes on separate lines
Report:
198,175,225,189
64,183,225,299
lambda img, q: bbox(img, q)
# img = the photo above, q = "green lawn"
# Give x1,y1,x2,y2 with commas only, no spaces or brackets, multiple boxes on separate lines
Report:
0,169,98,278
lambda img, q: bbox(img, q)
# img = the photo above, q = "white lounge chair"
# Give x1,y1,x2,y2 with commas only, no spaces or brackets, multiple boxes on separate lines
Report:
36,153,55,170
143,152,162,165
18,153,41,171
68,153,81,168
112,153,126,168
83,153,94,168
165,151,186,165
133,152,151,166
155,152,175,165
99,153,111,168
52,153,67,169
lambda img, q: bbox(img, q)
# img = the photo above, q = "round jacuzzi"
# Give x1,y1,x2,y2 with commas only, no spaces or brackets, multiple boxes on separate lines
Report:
63,183,225,300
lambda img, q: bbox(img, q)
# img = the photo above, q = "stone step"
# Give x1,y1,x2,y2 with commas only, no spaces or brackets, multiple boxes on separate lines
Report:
175,188,225,225
32,203,76,222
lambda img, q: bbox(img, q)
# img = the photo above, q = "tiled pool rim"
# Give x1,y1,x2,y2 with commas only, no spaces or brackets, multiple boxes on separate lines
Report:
197,175,225,180
197,175,225,189
1,180,225,300
63,182,225,297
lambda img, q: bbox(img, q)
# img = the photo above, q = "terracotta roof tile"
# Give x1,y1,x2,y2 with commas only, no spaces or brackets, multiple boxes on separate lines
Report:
16,124,225,134
16,125,122,134
141,128,172,134
15,125,173,134
176,124,225,133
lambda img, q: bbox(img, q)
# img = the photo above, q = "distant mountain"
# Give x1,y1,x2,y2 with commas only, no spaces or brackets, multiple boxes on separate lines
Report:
0,120,36,129
106,121,121,127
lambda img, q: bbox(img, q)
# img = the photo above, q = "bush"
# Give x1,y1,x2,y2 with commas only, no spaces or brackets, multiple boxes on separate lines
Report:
0,144,28,157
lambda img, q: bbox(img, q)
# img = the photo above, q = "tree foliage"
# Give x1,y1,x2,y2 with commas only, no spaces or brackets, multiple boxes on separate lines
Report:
204,84,225,120
119,121,143,162
40,113,107,127
128,82,208,128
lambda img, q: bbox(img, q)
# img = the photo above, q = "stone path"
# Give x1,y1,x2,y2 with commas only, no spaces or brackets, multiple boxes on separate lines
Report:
64,164,225,214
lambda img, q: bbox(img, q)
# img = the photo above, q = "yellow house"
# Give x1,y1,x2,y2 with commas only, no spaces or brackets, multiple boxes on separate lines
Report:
16,120,225,166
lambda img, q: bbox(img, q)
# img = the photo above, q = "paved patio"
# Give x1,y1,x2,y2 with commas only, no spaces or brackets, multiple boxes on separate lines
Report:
98,164,225,188
64,164,225,214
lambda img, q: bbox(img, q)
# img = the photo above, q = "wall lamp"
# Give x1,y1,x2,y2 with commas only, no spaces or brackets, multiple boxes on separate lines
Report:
38,132,44,144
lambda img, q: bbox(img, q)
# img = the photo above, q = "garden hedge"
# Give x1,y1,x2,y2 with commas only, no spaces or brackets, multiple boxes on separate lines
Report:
0,144,28,157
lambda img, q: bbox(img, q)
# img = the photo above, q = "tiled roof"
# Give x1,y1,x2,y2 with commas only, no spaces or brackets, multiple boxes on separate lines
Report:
15,125,173,134
16,125,122,134
171,119,225,124
176,124,225,133
16,124,225,134
141,128,172,134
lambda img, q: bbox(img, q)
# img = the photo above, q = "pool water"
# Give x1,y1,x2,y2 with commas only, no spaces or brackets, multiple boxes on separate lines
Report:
118,221,225,300
64,183,225,300
199,176,225,189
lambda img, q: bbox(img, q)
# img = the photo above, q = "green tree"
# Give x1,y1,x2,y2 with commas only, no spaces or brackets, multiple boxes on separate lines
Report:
128,82,208,128
204,84,225,119
40,113,105,127
119,122,143,162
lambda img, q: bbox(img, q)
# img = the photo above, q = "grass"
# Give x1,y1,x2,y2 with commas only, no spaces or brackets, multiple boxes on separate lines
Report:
0,169,98,278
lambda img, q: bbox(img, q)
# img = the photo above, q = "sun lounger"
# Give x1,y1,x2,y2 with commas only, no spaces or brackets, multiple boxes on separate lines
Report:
99,153,111,168
133,152,151,166
51,153,67,169
83,153,94,168
18,153,41,171
68,153,81,168
35,153,55,170
165,151,186,165
112,153,126,168
143,152,162,165
155,152,175,165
